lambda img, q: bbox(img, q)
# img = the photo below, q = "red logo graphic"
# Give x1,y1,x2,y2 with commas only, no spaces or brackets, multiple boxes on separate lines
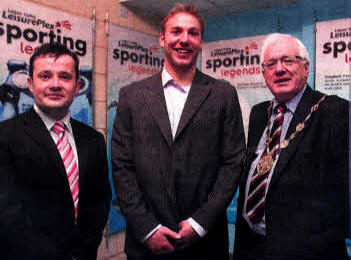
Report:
55,21,72,30
249,42,258,49
245,42,258,51
149,45,160,52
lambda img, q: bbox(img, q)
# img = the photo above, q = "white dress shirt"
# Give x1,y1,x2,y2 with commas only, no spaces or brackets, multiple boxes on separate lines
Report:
162,69,190,138
33,104,79,168
242,86,306,235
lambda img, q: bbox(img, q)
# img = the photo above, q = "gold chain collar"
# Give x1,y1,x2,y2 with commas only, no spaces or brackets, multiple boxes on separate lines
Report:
257,95,326,176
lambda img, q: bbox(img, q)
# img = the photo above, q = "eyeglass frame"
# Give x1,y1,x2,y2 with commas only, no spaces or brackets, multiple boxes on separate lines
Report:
262,55,307,71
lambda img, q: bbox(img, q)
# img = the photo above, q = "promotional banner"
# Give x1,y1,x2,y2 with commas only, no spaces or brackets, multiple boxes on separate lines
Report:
107,25,164,234
202,35,272,138
0,0,93,124
316,18,350,100
202,35,272,224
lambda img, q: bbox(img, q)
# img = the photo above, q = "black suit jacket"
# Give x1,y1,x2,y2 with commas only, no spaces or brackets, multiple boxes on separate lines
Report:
111,70,246,259
234,87,349,259
0,108,111,260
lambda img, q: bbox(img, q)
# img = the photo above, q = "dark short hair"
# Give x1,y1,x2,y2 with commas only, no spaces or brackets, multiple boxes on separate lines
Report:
161,3,205,38
29,43,80,80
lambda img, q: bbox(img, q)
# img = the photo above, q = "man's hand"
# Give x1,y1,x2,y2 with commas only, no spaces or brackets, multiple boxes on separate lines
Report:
175,220,200,250
145,226,180,255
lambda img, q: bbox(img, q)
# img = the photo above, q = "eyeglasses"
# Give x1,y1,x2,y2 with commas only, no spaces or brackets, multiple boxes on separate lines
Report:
262,56,306,71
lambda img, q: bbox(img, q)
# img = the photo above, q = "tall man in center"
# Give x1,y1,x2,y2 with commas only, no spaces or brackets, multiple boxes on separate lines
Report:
111,4,245,260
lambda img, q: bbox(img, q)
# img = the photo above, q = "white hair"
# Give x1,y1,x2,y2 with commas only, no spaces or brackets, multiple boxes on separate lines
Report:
261,33,310,63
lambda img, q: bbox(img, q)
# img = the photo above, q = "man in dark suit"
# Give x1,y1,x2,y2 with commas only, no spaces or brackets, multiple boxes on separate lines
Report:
111,3,245,260
0,43,111,260
234,33,349,259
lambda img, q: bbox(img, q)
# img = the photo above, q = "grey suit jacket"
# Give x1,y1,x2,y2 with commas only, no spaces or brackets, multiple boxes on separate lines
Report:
0,108,111,260
111,70,246,259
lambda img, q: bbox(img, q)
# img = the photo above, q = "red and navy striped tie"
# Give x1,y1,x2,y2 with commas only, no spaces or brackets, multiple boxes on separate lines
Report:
246,104,286,223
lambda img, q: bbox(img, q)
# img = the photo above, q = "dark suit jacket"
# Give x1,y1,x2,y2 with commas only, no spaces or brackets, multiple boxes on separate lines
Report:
0,108,111,260
234,86,349,259
111,70,246,259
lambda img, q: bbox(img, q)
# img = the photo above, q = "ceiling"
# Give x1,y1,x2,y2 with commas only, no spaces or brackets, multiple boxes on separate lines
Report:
120,0,299,27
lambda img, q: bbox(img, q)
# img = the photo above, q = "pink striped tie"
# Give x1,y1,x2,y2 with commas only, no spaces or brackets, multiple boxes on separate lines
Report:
53,122,79,219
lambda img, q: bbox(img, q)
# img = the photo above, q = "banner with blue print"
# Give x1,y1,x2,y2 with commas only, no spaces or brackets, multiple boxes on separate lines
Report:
316,18,350,101
0,0,93,125
107,24,164,234
202,35,272,139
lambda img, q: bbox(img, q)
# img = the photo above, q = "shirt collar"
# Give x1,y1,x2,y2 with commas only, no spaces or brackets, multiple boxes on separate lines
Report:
34,104,73,134
273,84,306,114
161,67,191,92
162,67,173,87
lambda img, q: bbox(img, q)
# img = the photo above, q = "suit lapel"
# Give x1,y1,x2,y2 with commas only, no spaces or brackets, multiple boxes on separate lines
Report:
22,108,68,180
249,104,270,156
144,74,173,149
174,70,211,140
269,87,323,189
143,75,179,211
285,87,319,138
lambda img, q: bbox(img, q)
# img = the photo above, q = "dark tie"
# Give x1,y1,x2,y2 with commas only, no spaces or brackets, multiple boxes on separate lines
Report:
246,104,286,223
52,122,79,219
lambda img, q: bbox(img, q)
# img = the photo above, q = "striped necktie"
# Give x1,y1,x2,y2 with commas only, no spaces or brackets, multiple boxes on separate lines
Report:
246,104,286,224
52,122,79,219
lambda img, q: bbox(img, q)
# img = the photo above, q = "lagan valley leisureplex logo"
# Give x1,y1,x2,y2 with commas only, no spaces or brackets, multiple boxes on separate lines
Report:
0,8,87,56
205,42,262,79
113,40,164,76
322,25,351,64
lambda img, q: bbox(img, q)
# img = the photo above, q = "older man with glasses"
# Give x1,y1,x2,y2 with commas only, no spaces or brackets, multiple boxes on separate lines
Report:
234,33,349,259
